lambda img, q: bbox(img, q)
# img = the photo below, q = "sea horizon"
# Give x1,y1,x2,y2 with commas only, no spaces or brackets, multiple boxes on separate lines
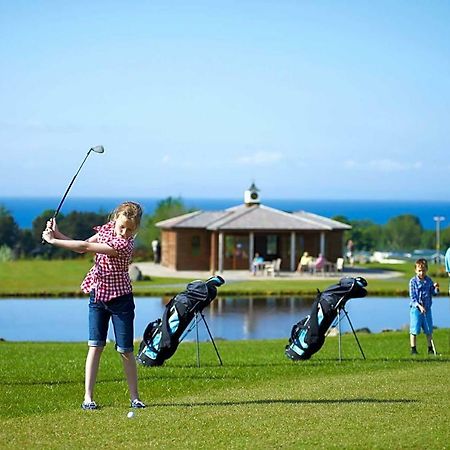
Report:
2,196,450,230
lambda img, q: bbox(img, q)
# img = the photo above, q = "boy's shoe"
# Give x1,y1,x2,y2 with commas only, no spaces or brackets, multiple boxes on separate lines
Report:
130,399,146,409
81,401,98,410
428,347,435,355
410,348,418,355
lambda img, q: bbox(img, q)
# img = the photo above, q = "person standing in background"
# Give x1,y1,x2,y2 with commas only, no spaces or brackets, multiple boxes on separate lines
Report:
445,247,450,294
152,238,160,263
408,258,439,355
346,239,354,266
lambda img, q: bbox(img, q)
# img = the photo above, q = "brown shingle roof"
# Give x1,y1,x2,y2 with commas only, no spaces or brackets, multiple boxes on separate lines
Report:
156,204,350,231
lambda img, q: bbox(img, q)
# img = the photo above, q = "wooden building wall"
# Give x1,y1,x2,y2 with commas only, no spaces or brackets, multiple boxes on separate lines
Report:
160,230,177,269
161,228,345,272
161,229,211,270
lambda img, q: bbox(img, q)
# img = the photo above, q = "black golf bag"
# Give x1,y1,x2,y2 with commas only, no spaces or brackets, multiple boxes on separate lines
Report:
285,277,368,361
136,276,225,367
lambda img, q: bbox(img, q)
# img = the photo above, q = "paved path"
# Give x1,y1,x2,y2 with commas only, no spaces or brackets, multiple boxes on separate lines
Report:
135,262,402,282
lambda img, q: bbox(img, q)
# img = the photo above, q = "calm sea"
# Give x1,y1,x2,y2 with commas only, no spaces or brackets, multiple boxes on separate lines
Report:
1,196,450,230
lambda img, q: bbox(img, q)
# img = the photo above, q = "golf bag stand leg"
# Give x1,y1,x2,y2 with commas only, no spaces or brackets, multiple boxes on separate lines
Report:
338,308,342,362
199,311,223,366
195,312,201,368
342,307,366,360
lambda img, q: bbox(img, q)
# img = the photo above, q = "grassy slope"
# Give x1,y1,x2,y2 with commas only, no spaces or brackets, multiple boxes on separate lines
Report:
1,260,448,297
0,330,449,449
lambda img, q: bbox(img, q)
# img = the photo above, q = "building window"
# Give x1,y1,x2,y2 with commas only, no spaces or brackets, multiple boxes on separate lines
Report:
191,236,201,256
225,236,249,259
266,235,278,256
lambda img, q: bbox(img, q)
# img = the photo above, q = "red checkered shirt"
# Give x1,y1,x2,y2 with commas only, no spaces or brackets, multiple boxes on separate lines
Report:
81,221,134,302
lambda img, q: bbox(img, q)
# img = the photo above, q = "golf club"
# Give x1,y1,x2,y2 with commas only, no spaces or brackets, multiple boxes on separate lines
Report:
42,145,105,243
421,309,438,356
430,337,437,356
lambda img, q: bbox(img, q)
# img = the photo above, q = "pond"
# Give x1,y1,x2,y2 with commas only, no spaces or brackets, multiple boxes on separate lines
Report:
0,296,448,342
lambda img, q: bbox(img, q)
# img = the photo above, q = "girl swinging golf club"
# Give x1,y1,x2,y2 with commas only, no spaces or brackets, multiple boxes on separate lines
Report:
42,201,146,410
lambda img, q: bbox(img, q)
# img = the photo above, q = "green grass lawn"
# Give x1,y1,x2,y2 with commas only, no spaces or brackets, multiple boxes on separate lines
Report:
2,260,448,297
0,260,192,296
0,330,448,449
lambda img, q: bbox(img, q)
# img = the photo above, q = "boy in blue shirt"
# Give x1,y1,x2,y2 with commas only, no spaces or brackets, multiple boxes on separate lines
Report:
409,258,439,355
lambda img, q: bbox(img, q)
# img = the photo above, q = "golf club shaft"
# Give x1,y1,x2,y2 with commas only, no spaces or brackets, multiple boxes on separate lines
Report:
42,147,99,244
53,149,92,218
421,309,437,355
430,338,437,355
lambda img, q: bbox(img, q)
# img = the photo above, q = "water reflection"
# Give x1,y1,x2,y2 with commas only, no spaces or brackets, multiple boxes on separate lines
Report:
0,296,448,342
205,296,315,340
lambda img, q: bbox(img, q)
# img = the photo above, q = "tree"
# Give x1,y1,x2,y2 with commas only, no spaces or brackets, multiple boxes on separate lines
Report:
384,215,423,251
59,211,108,241
440,226,450,251
0,205,20,248
349,220,385,251
136,197,194,257
17,229,35,257
31,210,108,258
332,215,384,252
420,229,435,250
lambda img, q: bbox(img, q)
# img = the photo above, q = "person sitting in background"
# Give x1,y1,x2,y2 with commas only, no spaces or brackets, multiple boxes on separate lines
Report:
252,253,265,275
314,253,327,273
297,251,312,273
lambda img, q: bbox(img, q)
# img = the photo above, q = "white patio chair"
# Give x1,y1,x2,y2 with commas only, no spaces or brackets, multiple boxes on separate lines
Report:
265,258,282,277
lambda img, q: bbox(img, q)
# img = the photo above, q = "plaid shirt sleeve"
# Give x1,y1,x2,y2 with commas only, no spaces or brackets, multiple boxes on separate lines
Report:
409,277,419,307
106,235,133,258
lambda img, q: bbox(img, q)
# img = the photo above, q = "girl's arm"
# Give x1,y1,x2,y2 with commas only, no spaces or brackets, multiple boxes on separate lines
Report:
42,229,118,256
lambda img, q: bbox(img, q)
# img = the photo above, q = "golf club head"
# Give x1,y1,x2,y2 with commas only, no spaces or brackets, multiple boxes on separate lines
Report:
90,145,105,153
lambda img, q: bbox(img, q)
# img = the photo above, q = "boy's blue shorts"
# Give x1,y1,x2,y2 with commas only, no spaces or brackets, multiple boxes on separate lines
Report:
88,291,135,353
410,307,433,335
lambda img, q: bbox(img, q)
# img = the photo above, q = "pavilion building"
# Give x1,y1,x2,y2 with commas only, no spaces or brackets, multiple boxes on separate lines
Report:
156,184,351,272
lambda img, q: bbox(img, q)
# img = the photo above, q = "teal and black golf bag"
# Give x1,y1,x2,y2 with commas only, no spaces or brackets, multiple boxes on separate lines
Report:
137,276,225,367
285,277,368,361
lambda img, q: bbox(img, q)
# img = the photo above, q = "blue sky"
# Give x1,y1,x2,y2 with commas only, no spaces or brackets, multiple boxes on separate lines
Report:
1,1,449,200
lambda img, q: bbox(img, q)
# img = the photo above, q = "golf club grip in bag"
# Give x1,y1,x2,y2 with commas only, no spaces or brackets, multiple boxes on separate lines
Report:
285,277,368,361
137,276,225,367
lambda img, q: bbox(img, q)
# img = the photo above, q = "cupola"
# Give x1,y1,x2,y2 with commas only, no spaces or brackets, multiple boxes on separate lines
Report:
244,182,260,206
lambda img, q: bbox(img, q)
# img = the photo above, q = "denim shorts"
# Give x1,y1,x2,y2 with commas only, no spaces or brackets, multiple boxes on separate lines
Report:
410,307,433,335
88,291,135,353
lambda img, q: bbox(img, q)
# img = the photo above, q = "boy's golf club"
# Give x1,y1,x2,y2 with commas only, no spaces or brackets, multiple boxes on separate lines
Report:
421,309,438,356
42,145,105,243
430,337,437,356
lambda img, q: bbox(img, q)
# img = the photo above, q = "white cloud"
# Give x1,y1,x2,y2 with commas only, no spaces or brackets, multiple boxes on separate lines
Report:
369,159,422,172
344,158,423,172
344,159,358,169
236,151,283,166
160,154,195,168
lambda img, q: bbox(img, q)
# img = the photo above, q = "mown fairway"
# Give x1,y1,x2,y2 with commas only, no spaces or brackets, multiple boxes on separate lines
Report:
1,330,448,449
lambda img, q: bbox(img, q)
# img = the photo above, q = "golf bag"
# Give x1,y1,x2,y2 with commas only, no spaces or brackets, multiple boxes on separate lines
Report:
136,276,225,367
285,277,368,361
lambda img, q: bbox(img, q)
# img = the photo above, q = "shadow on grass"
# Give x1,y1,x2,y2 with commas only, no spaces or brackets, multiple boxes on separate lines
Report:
0,372,238,386
154,398,418,408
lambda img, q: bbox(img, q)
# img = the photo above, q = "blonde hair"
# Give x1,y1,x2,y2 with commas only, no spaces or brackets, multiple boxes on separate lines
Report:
110,201,143,228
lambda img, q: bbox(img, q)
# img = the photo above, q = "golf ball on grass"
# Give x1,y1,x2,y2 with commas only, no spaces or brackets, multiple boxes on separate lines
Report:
127,411,135,419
